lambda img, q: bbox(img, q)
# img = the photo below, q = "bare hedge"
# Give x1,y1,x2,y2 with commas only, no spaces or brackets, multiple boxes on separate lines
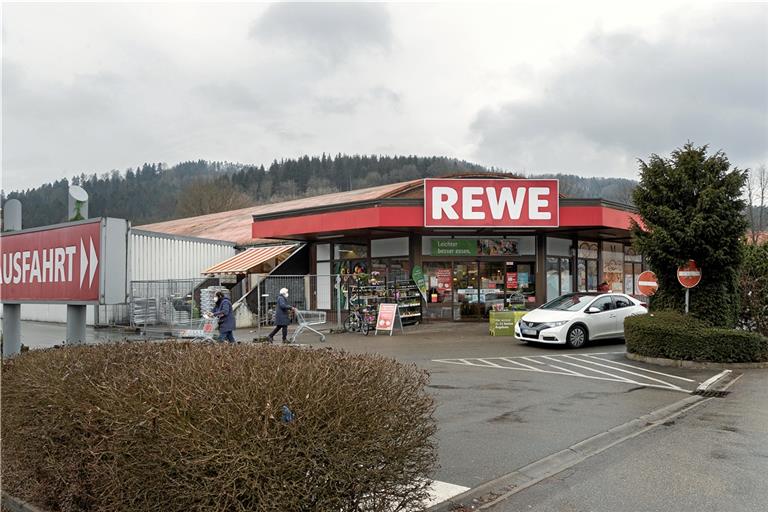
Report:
1,343,437,511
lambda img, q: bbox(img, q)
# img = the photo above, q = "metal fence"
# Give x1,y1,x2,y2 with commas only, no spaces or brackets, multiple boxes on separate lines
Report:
237,274,345,338
130,278,223,331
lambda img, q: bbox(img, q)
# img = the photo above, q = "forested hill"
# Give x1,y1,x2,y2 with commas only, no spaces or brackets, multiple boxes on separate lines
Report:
2,155,638,229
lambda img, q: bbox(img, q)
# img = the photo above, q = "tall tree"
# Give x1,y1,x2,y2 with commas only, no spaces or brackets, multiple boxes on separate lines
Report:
631,143,747,327
746,164,767,243
175,179,253,217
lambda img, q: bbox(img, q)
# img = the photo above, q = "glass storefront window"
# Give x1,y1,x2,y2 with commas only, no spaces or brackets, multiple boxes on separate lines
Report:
334,243,368,260
479,261,505,317
602,242,624,292
560,258,572,294
578,241,598,259
547,257,560,300
453,262,480,320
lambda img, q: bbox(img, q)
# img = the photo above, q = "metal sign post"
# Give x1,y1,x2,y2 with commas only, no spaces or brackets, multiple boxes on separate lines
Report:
2,199,22,358
677,260,702,315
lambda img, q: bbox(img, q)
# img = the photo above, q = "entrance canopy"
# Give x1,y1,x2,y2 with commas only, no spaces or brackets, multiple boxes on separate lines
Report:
202,244,297,276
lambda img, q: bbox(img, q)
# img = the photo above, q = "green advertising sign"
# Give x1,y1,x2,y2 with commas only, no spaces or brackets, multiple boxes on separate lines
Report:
431,239,478,256
411,265,428,301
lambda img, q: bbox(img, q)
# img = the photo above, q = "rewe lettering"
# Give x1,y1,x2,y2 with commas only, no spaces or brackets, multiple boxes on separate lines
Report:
432,186,552,221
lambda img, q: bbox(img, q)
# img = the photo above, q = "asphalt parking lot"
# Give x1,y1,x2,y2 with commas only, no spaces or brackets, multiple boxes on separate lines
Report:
289,322,723,491
16,320,727,504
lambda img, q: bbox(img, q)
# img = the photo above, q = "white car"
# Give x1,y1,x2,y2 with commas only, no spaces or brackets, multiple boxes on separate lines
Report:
514,293,647,348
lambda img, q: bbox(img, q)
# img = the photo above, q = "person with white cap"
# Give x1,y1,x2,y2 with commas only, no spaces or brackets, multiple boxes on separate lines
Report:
267,287,295,343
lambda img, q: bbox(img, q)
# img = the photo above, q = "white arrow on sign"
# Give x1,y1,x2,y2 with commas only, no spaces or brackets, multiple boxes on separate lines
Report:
78,237,100,288
79,239,88,287
89,236,98,287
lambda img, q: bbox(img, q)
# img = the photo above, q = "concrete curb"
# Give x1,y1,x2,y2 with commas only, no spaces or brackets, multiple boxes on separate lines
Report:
626,352,768,369
1,492,47,512
427,394,709,511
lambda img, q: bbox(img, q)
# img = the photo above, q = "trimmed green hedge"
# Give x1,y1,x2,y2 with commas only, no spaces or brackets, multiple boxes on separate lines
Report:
625,310,768,363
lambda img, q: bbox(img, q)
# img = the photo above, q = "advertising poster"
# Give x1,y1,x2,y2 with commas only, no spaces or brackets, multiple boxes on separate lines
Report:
411,265,428,301
479,239,519,256
437,268,452,291
506,272,518,289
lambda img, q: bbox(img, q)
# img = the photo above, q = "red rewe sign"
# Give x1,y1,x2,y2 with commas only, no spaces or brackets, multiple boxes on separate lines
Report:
424,178,559,227
1,220,101,303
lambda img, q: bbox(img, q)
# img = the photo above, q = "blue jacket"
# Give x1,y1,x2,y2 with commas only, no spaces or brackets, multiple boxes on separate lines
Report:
213,297,235,332
275,295,293,326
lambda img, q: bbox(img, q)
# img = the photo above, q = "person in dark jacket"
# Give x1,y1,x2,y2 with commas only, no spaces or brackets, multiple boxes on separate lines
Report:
268,287,295,343
212,291,235,343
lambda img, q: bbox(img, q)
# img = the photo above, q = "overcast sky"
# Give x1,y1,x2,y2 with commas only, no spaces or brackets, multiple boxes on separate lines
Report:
2,1,767,192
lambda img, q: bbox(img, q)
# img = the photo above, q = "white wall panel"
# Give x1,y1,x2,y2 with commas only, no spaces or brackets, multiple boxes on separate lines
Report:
129,231,236,281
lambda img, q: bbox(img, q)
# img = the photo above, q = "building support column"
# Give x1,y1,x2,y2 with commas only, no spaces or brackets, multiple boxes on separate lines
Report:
535,234,547,306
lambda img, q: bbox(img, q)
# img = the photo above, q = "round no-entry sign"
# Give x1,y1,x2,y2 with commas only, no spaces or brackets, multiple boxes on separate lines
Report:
677,260,702,288
637,271,659,296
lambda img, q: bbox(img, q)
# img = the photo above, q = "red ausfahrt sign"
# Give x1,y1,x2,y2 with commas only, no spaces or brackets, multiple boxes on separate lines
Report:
637,270,658,296
1,220,101,303
424,178,559,228
677,260,702,289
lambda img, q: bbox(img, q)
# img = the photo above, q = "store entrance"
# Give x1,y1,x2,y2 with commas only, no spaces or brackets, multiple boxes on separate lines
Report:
425,260,537,321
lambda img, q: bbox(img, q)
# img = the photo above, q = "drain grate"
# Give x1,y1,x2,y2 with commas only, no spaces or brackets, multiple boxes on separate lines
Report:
692,390,731,398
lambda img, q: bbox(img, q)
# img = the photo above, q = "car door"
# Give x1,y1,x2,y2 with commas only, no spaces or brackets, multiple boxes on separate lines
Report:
612,295,636,337
584,296,616,340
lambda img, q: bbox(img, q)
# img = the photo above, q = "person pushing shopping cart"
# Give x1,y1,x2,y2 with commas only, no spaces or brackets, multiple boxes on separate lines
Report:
267,287,295,344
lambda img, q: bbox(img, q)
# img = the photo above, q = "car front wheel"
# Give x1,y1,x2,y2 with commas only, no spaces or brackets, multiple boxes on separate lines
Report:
566,325,587,348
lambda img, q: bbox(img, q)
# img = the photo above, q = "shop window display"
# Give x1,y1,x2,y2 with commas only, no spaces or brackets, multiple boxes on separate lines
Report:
602,242,624,292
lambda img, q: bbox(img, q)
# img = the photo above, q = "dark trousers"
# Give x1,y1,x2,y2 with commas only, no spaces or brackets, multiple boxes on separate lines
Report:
268,324,288,341
219,330,235,343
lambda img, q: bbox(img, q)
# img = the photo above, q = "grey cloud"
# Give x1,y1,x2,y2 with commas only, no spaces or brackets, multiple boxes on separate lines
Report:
250,3,391,65
471,6,768,176
314,87,401,115
195,82,263,112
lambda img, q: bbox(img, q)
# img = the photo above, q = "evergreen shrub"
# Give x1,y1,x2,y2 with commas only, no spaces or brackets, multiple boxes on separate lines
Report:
625,311,768,363
1,343,437,512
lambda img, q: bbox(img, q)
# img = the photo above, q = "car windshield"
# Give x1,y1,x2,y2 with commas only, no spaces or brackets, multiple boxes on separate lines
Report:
540,293,598,311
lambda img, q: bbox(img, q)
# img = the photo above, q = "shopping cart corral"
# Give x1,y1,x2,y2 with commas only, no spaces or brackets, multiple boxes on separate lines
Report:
291,310,327,343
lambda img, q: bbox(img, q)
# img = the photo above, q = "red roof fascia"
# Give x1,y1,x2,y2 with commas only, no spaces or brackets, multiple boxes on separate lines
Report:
559,206,643,230
251,205,641,239
252,206,423,239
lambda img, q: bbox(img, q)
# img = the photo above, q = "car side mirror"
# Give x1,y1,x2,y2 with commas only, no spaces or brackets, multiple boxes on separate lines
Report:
587,307,601,314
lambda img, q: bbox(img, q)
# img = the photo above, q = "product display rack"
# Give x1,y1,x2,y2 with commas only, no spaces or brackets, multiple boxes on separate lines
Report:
388,280,422,325
347,276,422,327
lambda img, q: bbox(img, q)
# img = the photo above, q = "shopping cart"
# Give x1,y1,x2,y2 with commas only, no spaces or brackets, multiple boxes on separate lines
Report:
290,310,327,343
174,316,219,342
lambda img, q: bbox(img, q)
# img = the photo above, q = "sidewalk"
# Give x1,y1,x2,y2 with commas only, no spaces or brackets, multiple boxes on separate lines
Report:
487,369,768,512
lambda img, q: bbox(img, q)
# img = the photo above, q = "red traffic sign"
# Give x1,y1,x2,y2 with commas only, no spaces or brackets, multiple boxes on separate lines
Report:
637,271,659,296
677,260,702,288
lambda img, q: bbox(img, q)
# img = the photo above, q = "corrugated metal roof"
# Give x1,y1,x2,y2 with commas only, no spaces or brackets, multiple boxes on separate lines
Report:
203,245,297,275
136,179,423,245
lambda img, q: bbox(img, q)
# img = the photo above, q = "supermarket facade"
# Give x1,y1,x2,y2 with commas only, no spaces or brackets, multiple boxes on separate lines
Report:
243,175,647,321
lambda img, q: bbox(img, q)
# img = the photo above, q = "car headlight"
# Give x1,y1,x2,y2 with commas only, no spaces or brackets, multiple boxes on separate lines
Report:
546,321,568,328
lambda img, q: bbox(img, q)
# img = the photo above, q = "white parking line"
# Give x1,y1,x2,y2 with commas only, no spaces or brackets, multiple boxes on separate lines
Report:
424,479,470,507
498,357,543,371
582,355,696,382
432,353,702,393
562,355,687,390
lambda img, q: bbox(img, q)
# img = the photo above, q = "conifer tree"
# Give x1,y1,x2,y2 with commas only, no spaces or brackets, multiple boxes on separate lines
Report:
631,143,747,327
